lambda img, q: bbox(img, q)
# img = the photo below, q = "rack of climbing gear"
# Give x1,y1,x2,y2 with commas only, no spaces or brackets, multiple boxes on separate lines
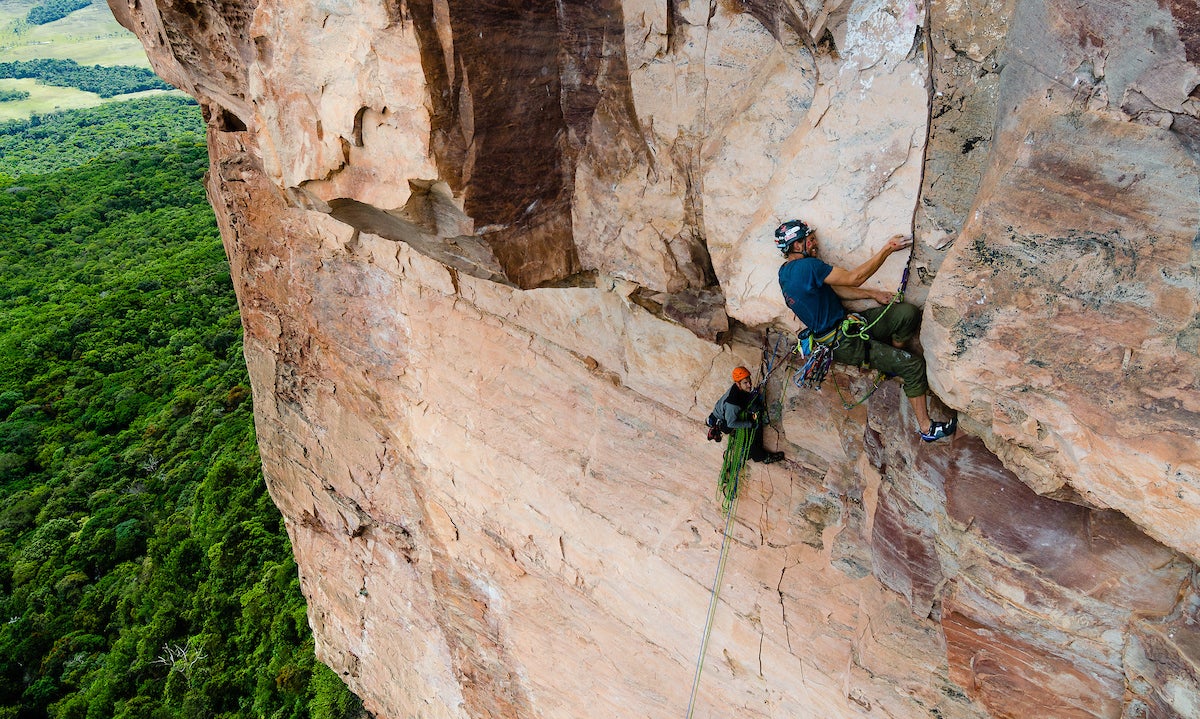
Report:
685,426,752,719
793,325,838,390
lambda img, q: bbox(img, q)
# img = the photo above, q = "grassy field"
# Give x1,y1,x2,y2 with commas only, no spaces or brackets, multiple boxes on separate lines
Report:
0,0,152,67
0,76,102,120
0,0,161,121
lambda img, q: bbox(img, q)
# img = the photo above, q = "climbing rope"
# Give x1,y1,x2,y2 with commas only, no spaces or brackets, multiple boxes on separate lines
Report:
760,328,800,423
759,330,792,388
715,425,752,513
686,427,752,719
759,329,797,425
829,265,910,408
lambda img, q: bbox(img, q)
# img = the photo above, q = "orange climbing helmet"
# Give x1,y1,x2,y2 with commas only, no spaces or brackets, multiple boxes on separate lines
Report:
732,366,751,383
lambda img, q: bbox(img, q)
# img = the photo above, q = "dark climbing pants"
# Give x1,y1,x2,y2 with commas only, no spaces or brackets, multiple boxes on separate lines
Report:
831,302,929,398
747,422,768,462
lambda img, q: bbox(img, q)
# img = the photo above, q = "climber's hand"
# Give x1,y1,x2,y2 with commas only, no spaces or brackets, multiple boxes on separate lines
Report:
871,289,894,304
885,234,913,253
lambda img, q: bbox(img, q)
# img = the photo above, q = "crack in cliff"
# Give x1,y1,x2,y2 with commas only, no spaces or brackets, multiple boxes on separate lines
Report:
913,6,936,242
777,562,795,652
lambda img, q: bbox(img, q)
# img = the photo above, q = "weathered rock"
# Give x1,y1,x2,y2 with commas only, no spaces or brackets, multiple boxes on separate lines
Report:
1124,588,1200,718
109,0,1200,717
929,436,1191,718
924,0,1200,558
908,0,1015,308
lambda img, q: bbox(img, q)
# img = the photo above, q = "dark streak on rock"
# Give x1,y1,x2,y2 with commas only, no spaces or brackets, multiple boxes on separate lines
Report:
727,0,812,46
1168,0,1200,63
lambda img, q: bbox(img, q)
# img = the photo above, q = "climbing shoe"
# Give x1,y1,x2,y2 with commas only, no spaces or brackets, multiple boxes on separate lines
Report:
758,451,785,464
920,417,958,442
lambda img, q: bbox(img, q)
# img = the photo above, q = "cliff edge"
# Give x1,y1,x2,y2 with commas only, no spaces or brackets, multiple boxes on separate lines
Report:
108,0,1200,716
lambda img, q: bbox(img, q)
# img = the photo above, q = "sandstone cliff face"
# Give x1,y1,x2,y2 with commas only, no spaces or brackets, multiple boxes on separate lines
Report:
109,0,1200,717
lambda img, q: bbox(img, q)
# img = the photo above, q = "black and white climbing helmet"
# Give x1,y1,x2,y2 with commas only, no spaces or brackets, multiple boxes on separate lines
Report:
774,220,811,255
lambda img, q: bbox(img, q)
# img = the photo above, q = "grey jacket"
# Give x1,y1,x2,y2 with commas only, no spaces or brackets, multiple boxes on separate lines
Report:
711,385,760,430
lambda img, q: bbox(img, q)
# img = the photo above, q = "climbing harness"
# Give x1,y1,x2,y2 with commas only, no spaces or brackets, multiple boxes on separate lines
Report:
791,265,910,408
685,426,752,719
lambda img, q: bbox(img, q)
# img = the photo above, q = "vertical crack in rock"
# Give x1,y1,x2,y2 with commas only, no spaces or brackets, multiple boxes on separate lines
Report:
911,0,1013,305
665,0,682,54
675,137,721,291
678,0,720,293
776,562,793,653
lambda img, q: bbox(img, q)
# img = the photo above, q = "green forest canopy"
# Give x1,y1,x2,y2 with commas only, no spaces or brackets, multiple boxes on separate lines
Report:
0,59,173,98
25,0,92,26
0,99,363,719
0,95,203,179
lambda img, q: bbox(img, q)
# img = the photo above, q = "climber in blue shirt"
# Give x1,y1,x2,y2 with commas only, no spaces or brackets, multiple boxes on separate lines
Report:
775,219,956,442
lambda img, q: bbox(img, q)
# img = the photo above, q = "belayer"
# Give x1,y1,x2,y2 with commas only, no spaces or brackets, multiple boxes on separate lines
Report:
775,219,956,442
707,366,785,463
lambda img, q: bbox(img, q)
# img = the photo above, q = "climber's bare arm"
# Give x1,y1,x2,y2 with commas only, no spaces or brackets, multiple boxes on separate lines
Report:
832,285,894,304
824,235,912,288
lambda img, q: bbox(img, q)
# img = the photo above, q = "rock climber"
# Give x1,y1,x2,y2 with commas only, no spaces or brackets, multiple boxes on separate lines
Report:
775,219,956,442
708,366,785,463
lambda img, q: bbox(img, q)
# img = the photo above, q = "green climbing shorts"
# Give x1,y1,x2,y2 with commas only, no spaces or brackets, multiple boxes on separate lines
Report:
832,302,929,398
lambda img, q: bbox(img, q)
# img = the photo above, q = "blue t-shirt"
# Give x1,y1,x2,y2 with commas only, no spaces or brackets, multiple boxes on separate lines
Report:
778,257,845,336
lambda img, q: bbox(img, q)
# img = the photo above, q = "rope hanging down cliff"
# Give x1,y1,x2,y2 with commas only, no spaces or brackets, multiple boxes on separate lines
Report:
685,426,752,719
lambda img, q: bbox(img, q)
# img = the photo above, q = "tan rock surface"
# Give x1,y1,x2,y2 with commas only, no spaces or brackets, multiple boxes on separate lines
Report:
924,0,1200,557
111,0,1200,717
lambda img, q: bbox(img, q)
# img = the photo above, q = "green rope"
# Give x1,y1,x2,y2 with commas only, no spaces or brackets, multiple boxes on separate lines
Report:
826,289,907,409
686,428,751,719
840,290,902,341
716,426,753,514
